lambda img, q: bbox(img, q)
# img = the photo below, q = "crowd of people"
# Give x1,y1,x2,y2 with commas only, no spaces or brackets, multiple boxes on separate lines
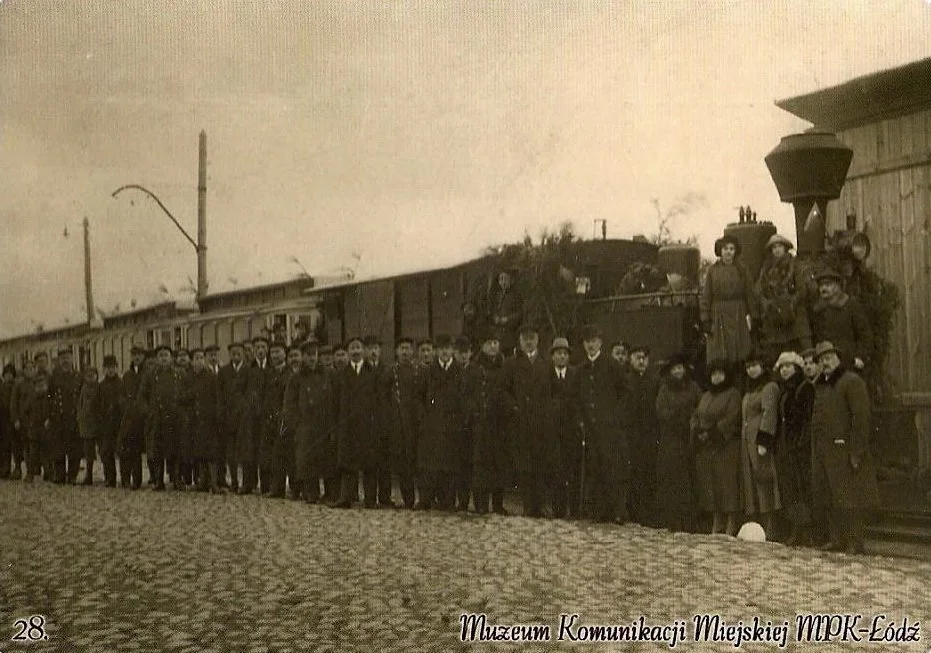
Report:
0,231,880,554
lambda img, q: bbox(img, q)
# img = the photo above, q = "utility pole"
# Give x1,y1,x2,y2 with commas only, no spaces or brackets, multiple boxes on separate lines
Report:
197,130,208,298
83,216,96,325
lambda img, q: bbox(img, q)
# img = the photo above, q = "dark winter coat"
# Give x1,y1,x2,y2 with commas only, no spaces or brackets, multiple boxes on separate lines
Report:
285,366,338,482
384,362,420,479
546,364,580,477
118,364,146,453
754,253,812,358
173,366,194,459
740,375,781,514
259,364,291,469
690,383,742,513
416,359,465,474
810,365,879,510
500,352,554,474
22,389,51,445
653,375,701,526
700,260,754,365
335,361,381,471
217,362,250,456
96,375,123,453
464,353,509,489
77,381,99,441
811,292,874,368
139,365,184,460
185,368,220,461
238,361,272,464
776,372,814,525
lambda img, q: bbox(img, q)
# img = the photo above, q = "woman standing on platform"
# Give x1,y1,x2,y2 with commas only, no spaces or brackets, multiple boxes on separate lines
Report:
700,235,754,372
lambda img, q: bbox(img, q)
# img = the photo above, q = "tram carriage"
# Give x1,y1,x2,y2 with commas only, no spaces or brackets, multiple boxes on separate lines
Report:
0,238,701,370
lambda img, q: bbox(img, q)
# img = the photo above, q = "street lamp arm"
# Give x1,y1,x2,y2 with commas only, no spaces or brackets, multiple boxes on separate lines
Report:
111,184,198,251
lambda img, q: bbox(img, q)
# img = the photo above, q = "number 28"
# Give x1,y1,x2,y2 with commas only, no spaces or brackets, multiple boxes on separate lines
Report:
12,615,47,641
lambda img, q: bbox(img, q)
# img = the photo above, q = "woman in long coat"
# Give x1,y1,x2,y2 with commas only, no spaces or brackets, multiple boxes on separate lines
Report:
755,234,812,364
653,353,701,532
740,354,782,536
700,235,754,369
690,360,742,535
772,351,814,545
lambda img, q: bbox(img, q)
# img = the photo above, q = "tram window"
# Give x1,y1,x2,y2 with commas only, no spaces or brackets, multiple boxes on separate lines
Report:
292,309,324,344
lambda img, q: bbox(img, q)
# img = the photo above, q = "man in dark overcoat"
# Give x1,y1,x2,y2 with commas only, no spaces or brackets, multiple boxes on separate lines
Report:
0,364,18,479
810,341,879,554
10,357,38,480
260,342,290,497
485,268,524,357
627,345,661,526
48,348,83,484
365,335,395,507
465,330,508,514
333,336,381,508
575,324,634,523
238,336,270,494
117,346,146,489
453,335,474,510
385,337,419,509
138,345,183,491
284,341,338,503
186,349,220,492
547,337,581,519
414,334,464,510
501,324,556,517
96,356,123,488
217,342,250,491
171,349,194,490
811,271,873,373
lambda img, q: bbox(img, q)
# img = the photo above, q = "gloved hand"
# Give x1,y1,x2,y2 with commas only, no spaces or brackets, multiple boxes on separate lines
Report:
849,454,861,471
757,444,768,457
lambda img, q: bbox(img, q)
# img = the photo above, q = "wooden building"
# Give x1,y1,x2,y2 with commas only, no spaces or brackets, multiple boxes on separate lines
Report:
778,57,931,485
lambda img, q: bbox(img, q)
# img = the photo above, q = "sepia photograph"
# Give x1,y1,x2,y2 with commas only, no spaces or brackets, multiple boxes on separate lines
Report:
1,1,931,650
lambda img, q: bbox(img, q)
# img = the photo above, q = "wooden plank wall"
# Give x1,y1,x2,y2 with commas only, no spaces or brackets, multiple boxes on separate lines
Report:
829,108,931,395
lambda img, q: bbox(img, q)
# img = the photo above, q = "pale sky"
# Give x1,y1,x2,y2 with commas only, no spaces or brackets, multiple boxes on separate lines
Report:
1,0,930,338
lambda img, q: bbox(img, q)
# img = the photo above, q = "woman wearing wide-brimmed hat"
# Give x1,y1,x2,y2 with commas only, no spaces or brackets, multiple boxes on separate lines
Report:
699,234,754,368
653,352,702,532
690,360,743,535
754,234,812,366
772,351,815,545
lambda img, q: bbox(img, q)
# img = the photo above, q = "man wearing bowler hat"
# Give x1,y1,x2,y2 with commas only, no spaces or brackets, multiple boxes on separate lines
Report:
809,341,878,554
48,347,83,484
575,324,634,523
501,323,554,517
811,270,873,372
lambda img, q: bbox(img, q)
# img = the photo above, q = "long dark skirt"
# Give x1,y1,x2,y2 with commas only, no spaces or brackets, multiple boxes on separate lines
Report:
653,431,695,530
693,439,742,514
775,445,812,525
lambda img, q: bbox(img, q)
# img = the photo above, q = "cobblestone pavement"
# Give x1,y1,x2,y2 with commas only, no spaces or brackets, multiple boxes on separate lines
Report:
0,472,929,653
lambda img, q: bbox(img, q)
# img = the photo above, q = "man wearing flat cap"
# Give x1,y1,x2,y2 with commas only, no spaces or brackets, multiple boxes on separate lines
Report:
47,348,83,484
811,269,873,372
809,341,878,554
500,323,555,517
117,345,147,489
576,324,634,523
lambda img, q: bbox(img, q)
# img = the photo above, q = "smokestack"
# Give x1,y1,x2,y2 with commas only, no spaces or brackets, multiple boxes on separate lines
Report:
83,216,95,324
197,130,208,298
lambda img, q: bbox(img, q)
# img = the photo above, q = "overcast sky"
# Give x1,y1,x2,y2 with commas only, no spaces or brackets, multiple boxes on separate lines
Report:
1,0,930,338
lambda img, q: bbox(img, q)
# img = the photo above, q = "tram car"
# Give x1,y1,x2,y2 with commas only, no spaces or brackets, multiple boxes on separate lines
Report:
0,237,703,371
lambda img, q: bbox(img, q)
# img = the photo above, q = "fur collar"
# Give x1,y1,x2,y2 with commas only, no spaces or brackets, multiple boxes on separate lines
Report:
814,291,849,312
819,364,848,387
